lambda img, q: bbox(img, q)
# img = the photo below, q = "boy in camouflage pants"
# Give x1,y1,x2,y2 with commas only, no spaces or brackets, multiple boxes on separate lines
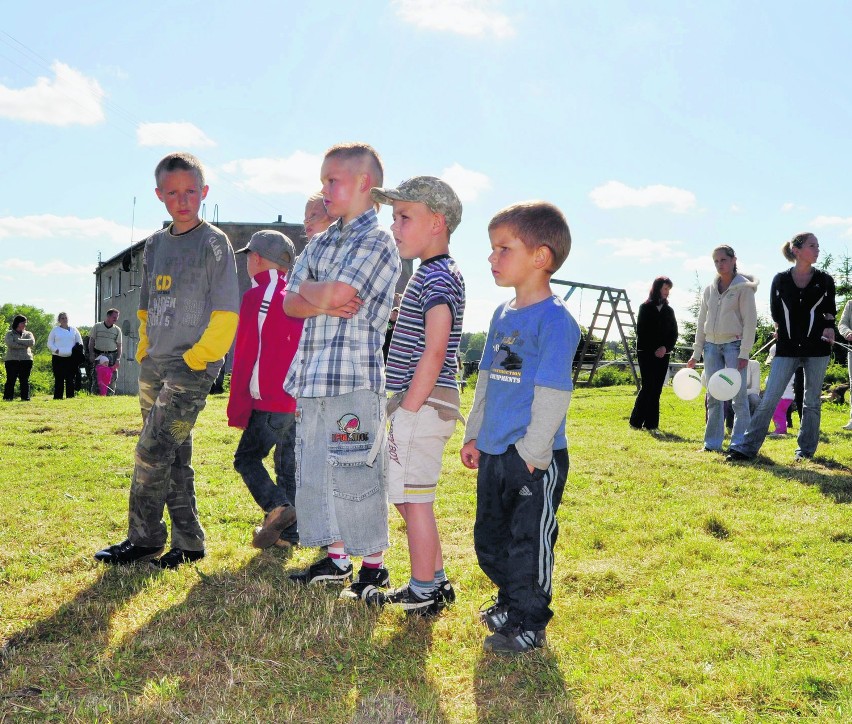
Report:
95,152,240,569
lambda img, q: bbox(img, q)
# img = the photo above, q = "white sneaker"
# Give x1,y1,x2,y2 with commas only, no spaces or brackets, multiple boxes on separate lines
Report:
842,421,852,431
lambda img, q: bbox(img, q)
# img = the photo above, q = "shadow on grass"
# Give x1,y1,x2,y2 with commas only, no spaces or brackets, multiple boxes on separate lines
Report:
352,614,444,724
771,458,852,504
473,647,578,723
0,563,161,716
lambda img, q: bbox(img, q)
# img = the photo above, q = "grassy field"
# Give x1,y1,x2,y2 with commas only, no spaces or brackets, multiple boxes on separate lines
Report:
1,385,851,722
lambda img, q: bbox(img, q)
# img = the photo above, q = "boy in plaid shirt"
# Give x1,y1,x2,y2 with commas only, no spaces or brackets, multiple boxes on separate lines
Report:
285,143,401,601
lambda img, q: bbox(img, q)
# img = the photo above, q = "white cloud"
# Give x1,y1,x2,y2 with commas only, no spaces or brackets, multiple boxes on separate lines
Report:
589,181,697,213
222,151,323,195
682,254,716,274
1,258,92,276
137,122,216,148
393,0,515,38
440,163,491,202
0,61,105,126
598,237,687,262
0,214,132,243
810,215,852,228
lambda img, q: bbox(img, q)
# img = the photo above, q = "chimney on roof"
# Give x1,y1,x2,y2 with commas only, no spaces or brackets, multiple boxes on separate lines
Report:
278,215,282,223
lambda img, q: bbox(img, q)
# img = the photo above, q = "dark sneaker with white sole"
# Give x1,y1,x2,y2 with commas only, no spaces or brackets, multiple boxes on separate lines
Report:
94,539,164,565
340,566,390,603
150,547,206,570
436,580,456,609
382,585,440,616
289,556,353,585
479,598,509,632
483,625,547,653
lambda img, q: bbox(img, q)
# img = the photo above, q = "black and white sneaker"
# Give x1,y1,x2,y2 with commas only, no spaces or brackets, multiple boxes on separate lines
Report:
383,585,440,616
483,625,546,654
339,566,389,603
289,556,353,585
94,539,164,565
150,547,205,570
436,580,456,609
478,597,509,632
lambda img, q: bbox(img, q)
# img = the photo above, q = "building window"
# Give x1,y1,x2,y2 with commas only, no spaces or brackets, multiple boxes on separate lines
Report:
104,275,112,299
116,271,122,296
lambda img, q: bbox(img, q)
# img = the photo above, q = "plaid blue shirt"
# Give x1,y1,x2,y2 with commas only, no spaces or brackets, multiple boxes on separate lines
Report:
284,208,401,398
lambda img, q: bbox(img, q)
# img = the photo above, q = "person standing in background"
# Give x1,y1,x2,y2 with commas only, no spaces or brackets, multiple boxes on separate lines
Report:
48,312,83,399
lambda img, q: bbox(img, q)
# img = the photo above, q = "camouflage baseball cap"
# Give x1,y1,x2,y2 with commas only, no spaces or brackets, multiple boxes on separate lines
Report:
236,229,295,267
371,176,462,233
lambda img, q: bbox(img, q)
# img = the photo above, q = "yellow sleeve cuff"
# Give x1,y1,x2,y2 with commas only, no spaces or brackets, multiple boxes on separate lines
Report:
135,310,149,363
182,310,239,371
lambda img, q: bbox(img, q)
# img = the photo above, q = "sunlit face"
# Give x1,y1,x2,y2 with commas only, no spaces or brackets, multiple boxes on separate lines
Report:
712,251,735,276
320,156,365,223
58,313,69,327
660,283,672,300
106,311,119,325
155,169,208,233
794,235,819,264
487,225,537,289
304,199,333,238
390,200,439,261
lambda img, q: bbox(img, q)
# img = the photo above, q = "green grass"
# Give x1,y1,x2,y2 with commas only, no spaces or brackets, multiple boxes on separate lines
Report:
1,386,852,722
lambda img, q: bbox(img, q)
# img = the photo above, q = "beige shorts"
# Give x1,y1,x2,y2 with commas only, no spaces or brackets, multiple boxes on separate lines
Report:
387,402,458,504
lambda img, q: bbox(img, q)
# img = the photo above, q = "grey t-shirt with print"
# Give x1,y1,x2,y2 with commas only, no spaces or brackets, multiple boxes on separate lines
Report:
139,221,240,376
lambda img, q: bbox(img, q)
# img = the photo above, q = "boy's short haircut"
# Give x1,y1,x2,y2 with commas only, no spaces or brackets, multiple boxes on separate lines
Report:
371,176,462,234
155,152,206,188
488,201,571,273
324,142,384,187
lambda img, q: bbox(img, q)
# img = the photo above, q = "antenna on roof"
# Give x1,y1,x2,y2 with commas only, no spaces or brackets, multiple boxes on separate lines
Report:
122,197,138,295
201,202,206,220
213,204,219,225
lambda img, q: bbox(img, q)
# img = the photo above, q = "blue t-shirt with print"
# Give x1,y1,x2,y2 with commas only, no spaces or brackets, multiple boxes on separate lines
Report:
477,295,580,455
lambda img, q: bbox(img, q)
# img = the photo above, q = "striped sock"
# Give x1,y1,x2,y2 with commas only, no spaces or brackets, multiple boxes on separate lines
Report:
327,544,350,571
408,577,436,599
361,551,385,569
434,568,448,585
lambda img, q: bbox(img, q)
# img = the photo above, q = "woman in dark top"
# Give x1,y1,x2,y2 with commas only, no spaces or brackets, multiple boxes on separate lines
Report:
629,276,678,431
727,232,836,462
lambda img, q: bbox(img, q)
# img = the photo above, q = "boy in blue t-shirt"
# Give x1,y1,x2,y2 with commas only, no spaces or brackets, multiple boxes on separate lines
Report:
460,201,580,653
371,176,465,615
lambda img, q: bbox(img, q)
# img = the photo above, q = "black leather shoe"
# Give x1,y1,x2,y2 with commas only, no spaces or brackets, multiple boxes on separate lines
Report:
94,539,164,565
150,547,206,570
725,450,751,462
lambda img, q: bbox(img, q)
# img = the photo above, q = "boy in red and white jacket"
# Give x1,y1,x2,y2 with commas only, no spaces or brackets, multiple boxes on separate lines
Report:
228,230,304,549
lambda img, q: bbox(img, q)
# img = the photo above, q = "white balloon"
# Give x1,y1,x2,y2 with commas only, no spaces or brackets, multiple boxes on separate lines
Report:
672,367,703,401
707,367,742,401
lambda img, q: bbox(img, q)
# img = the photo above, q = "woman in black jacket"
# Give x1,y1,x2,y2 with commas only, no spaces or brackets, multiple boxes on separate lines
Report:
727,232,835,462
629,276,678,431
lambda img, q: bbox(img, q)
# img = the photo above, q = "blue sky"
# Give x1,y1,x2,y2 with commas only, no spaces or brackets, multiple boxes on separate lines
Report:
2,1,851,336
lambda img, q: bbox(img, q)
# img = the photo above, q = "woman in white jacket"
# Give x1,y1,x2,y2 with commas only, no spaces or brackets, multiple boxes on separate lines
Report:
687,245,759,451
838,299,852,430
47,312,83,399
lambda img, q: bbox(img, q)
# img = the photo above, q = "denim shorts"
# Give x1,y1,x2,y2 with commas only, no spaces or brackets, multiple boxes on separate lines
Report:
294,389,389,555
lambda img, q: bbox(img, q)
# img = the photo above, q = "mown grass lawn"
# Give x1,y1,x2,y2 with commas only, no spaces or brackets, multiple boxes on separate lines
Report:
1,385,851,722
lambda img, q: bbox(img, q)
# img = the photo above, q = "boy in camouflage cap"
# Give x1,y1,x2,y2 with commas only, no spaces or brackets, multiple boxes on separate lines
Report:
370,176,466,615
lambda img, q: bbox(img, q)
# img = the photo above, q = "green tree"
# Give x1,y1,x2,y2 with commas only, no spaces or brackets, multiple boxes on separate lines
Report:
0,304,54,355
462,331,487,362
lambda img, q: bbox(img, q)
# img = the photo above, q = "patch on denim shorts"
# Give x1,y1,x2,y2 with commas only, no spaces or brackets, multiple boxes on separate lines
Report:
332,413,370,443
